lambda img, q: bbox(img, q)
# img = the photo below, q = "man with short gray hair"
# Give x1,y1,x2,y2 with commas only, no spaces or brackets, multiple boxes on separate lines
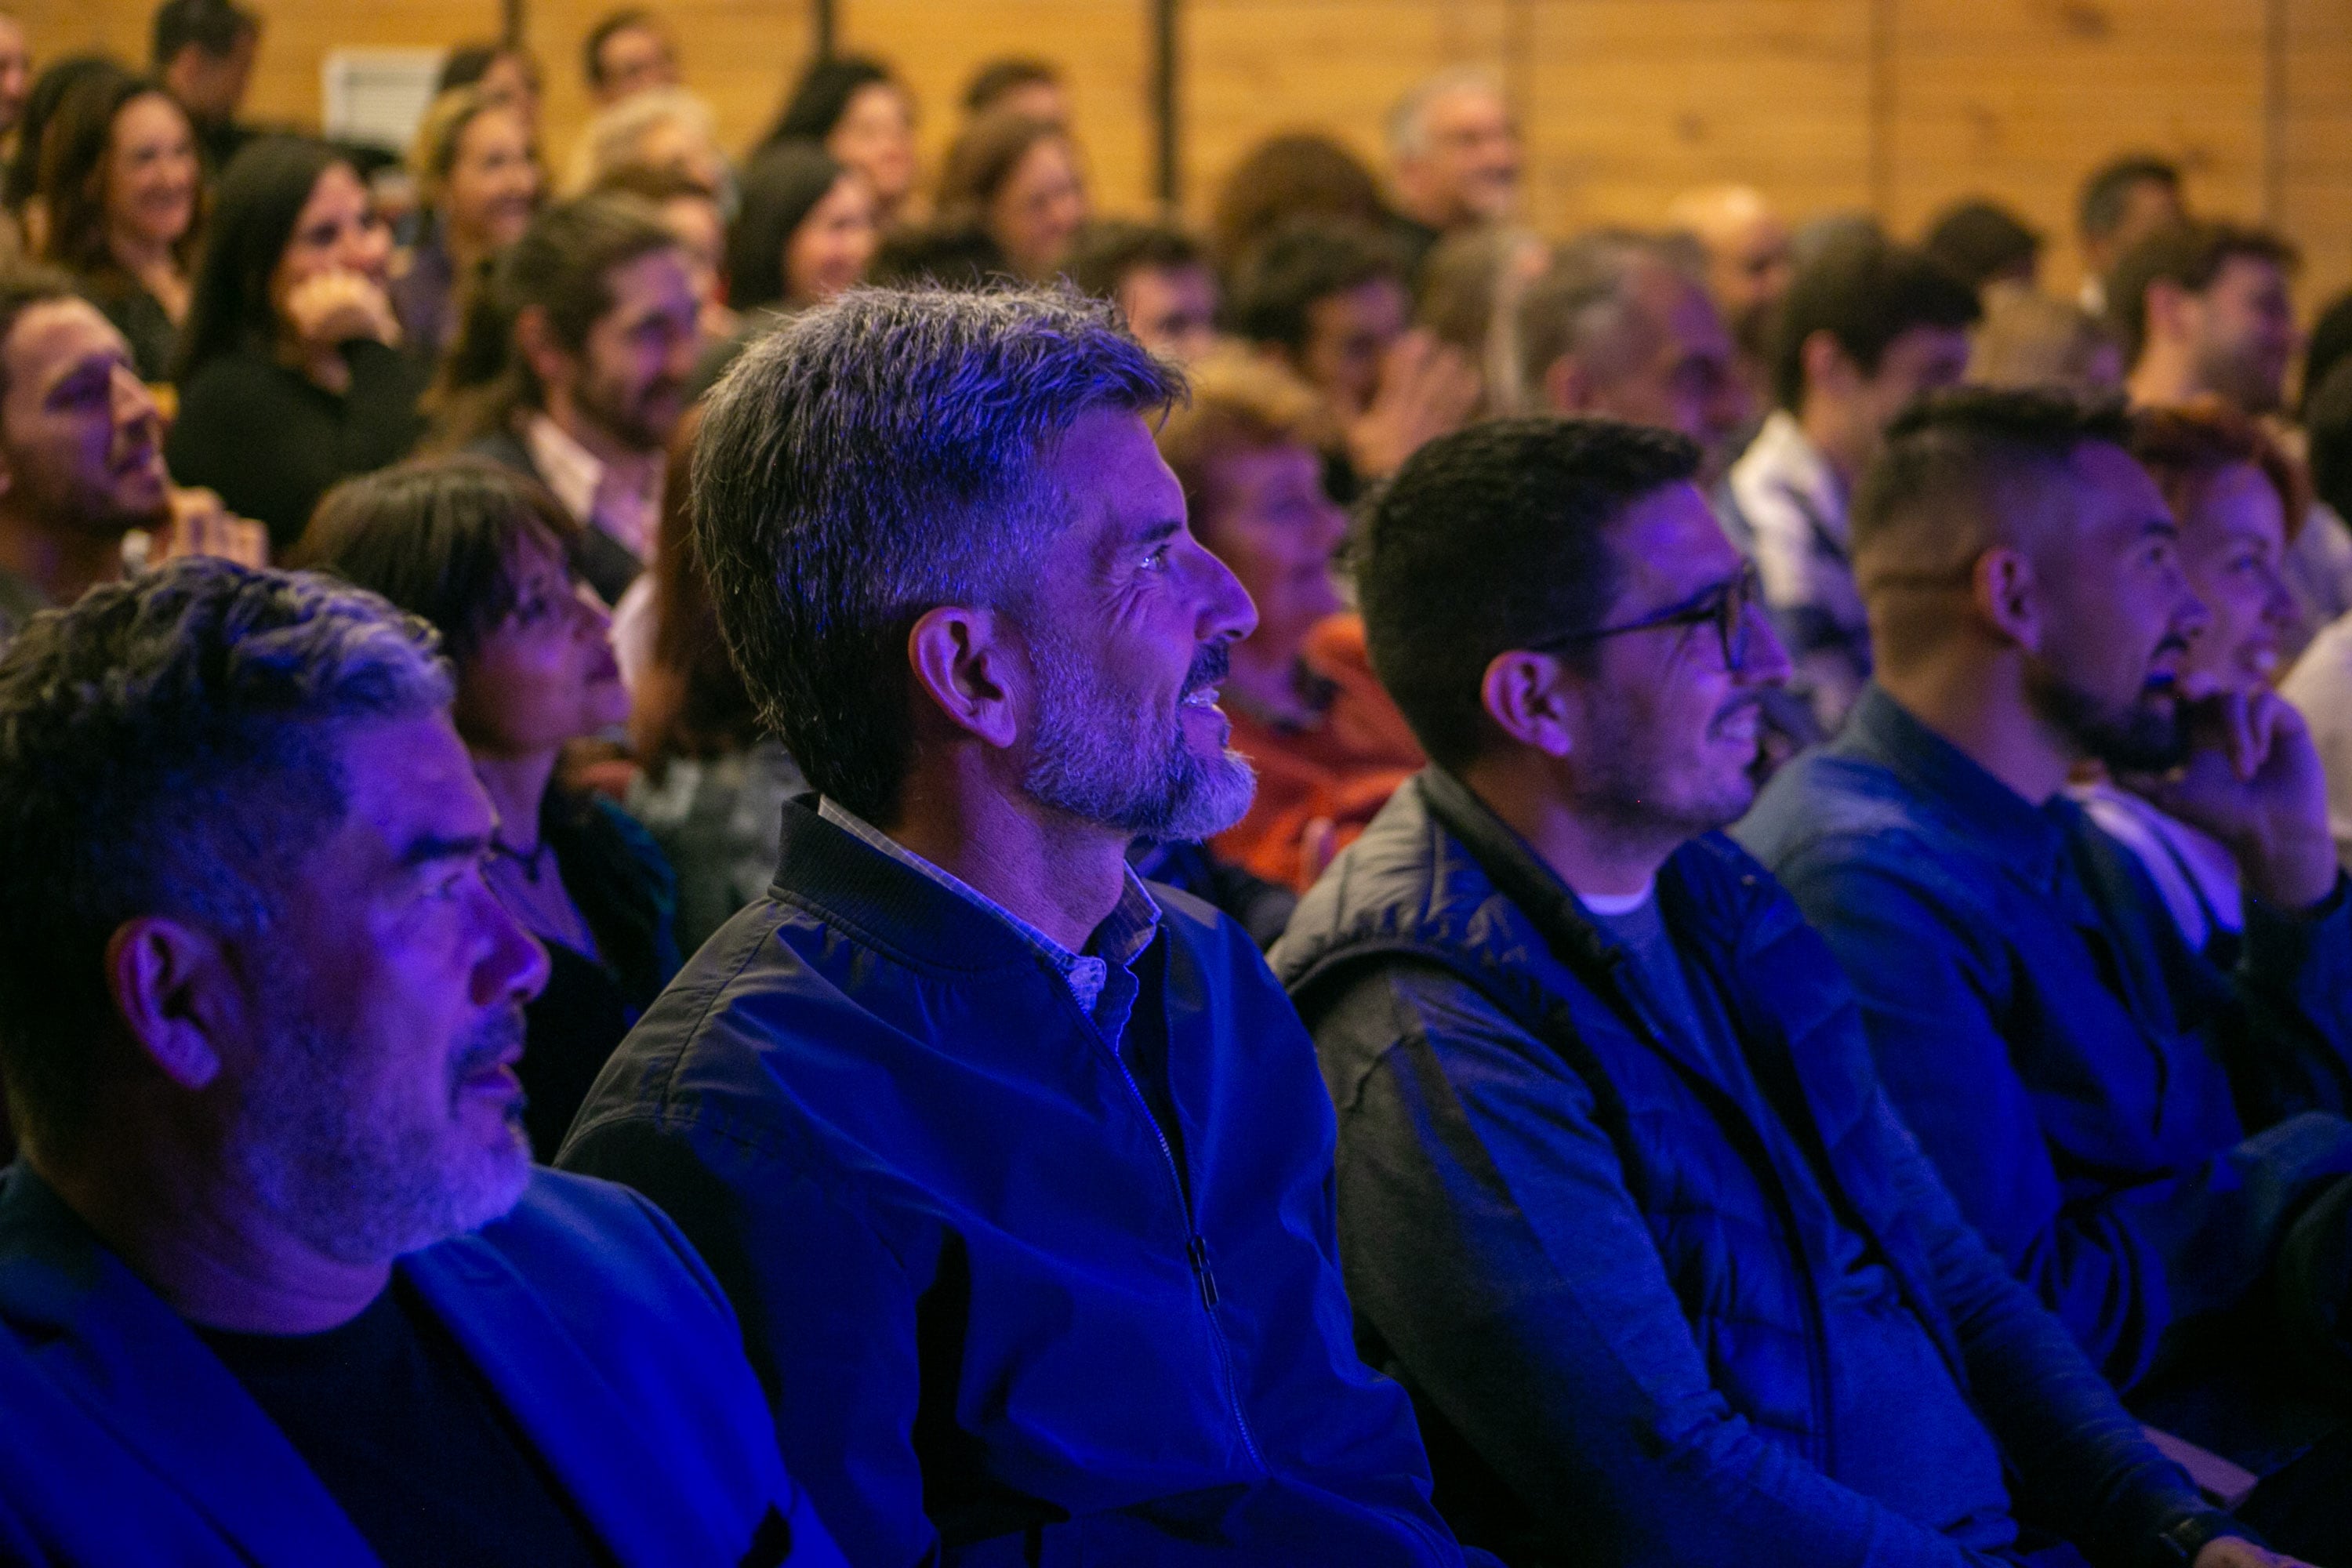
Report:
0,558,843,1564
1383,69,1520,279
559,286,1481,1566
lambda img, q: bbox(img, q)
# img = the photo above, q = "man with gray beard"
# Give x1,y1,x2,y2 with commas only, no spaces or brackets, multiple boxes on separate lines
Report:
0,559,843,1566
557,287,1483,1566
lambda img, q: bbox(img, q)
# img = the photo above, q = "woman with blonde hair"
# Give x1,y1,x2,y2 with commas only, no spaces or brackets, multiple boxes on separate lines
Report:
562,86,726,201
390,85,541,364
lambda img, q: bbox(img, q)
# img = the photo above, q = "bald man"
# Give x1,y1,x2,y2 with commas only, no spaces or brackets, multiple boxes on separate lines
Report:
1668,184,1795,402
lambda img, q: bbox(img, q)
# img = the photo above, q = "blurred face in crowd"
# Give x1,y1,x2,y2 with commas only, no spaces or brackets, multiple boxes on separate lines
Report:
1534,485,1789,841
826,82,918,213
166,31,256,123
989,134,1087,282
444,104,539,256
1119,262,1219,364
0,297,169,535
2173,461,2299,693
0,16,31,140
220,712,549,1265
2087,176,2185,274
1808,322,1973,474
270,162,394,320
783,170,880,307
631,114,726,201
655,190,726,325
105,91,200,255
1550,260,1751,486
1300,274,1410,419
2181,254,2300,416
1396,83,1520,227
2021,441,2209,770
1008,407,1258,841
592,22,677,106
987,78,1066,129
452,525,630,758
475,49,542,141
544,245,699,454
1193,437,1348,659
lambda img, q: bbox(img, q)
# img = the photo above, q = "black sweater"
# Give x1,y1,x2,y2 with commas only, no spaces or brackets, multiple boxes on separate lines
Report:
165,339,427,551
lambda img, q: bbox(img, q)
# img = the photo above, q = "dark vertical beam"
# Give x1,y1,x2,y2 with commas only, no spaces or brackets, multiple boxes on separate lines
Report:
1867,0,1895,216
1152,0,1179,210
501,0,524,49
2263,0,2288,225
813,0,838,61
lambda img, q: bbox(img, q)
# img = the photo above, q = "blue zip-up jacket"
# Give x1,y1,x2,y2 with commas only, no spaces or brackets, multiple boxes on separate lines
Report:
1272,768,2234,1567
556,796,1473,1567
1737,687,2352,1436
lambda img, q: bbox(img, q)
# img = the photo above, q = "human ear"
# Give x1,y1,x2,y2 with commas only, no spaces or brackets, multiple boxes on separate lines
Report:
1972,547,2041,653
102,917,229,1091
1479,650,1577,759
906,604,1020,750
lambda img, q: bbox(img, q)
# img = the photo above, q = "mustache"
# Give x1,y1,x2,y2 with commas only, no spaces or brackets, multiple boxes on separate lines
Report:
449,1005,526,1087
1181,641,1231,698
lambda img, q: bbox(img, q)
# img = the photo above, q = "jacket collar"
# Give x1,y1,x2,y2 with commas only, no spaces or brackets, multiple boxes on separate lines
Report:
1835,682,2069,886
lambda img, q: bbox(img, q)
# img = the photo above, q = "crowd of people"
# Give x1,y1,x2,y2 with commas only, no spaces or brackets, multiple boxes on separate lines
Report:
3,2,2352,1564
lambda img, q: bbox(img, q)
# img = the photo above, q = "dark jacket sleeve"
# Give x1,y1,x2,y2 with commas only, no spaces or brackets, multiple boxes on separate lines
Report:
1863,1085,2246,1568
554,1112,938,1568
2211,877,2352,1126
1774,844,2352,1388
1310,960,2001,1568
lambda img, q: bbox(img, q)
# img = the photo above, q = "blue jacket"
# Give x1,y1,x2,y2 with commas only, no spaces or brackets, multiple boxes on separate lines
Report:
1737,687,2352,1419
557,795,1473,1567
0,1164,844,1567
1272,768,2230,1567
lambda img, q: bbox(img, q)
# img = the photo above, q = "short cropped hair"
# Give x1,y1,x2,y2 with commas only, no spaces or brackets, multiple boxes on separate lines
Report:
963,56,1060,117
1921,198,2042,290
692,285,1183,822
583,9,661,89
1358,416,1700,770
0,264,89,410
1852,387,2132,664
1384,67,1504,161
1065,220,1207,303
2105,220,2299,369
151,0,256,69
1772,231,1980,412
2078,154,2181,245
1228,216,1406,355
1516,229,1685,387
0,560,450,1152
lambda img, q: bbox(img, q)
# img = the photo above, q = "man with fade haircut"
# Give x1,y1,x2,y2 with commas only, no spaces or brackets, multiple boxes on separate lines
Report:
0,558,844,1566
1066,218,1222,364
1381,68,1521,281
1722,229,1979,734
2077,155,2187,316
1738,390,2352,1563
557,287,1486,1568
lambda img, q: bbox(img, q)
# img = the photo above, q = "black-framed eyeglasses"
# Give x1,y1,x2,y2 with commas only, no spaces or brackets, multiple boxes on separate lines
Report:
1524,561,1762,670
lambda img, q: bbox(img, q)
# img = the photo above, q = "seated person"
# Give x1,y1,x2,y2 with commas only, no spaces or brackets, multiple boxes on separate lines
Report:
1156,347,1422,891
557,287,1483,1566
167,137,428,553
1270,413,2286,1568
0,557,839,1564
932,109,1087,285
290,459,678,1160
391,86,540,367
1738,390,2352,1561
2078,404,2308,964
1066,218,1222,364
688,141,877,394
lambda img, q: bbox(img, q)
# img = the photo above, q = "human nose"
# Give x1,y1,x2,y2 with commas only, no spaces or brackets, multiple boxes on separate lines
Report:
475,883,552,1007
1192,538,1258,646
1733,597,1793,684
111,364,158,430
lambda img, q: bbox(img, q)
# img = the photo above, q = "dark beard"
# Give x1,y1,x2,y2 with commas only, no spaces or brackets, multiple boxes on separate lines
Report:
2027,662,2188,772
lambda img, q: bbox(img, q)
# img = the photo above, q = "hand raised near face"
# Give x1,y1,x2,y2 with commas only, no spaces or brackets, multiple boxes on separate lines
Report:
151,487,269,570
281,268,401,353
1346,328,1482,481
2125,688,2337,909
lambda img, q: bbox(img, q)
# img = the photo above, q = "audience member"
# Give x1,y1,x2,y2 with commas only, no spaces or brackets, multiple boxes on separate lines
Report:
1160,348,1421,891
290,460,679,1160
5,57,122,256
1229,214,1479,495
2077,404,2308,960
557,286,1484,1565
761,56,919,228
35,71,199,381
1921,195,2042,292
1968,278,2125,397
582,8,678,109
0,557,841,1565
391,86,539,366
0,267,258,643
960,55,1065,126
561,85,724,199
1208,129,1386,276
1065,216,1218,362
0,11,27,150
429,192,697,605
435,40,543,145
151,0,259,176
1737,390,2352,1559
2078,152,2187,314
2283,358,2352,869
1518,227,1750,484
1414,221,1548,416
934,109,1085,284
688,141,874,395
167,137,426,551
1271,413,2281,1568
1722,230,1977,731
1664,182,1794,403
593,162,734,347
1381,69,1520,280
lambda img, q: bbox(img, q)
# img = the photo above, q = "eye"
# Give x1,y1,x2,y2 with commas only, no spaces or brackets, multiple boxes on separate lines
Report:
1138,542,1172,574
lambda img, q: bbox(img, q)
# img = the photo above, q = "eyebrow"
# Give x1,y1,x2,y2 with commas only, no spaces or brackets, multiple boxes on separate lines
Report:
396,831,492,871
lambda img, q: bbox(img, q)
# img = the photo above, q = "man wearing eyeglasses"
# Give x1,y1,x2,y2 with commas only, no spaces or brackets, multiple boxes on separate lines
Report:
1271,416,2291,1566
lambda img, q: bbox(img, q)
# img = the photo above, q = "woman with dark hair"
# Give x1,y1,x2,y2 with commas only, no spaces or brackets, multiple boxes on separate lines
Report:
687,140,875,394
4,56,130,256
290,458,679,1158
37,71,202,381
935,110,1085,283
760,54,917,227
165,136,427,550
437,40,543,144
390,85,539,365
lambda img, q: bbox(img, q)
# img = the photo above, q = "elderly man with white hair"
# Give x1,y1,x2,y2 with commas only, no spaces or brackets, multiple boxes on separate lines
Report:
1382,67,1522,281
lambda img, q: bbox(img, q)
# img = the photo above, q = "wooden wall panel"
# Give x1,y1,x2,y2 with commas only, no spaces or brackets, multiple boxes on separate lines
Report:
2281,0,2352,315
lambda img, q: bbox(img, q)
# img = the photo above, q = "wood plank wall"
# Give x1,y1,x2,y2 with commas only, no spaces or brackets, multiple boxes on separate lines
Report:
14,0,2352,303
